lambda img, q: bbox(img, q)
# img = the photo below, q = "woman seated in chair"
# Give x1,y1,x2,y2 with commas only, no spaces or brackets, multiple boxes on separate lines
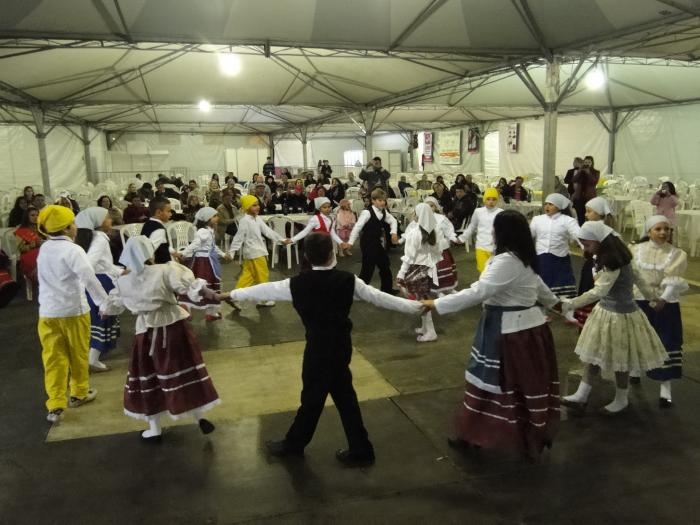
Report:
14,206,43,284
184,194,203,223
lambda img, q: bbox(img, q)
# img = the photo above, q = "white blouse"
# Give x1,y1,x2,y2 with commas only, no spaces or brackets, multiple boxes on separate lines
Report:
182,227,225,259
292,213,343,245
397,226,444,285
100,261,206,334
435,214,458,250
229,214,283,260
87,231,123,279
529,213,581,257
631,241,688,303
434,252,559,334
459,206,502,251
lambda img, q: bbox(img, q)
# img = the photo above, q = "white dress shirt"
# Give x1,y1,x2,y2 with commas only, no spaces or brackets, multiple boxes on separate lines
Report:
348,205,398,245
183,227,225,259
147,218,176,256
38,236,109,318
229,214,283,260
229,265,422,315
434,253,559,333
292,213,343,245
397,226,444,285
435,213,458,250
459,206,502,252
529,213,581,257
86,231,122,280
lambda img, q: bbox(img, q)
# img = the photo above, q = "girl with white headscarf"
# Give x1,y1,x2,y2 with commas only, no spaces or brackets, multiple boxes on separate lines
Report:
529,193,581,298
100,236,220,442
630,215,688,407
424,196,461,295
75,207,124,372
396,203,444,342
178,207,230,321
560,221,667,415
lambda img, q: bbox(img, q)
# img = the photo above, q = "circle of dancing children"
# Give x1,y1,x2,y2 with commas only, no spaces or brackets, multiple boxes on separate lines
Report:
335,199,356,257
529,193,581,298
423,196,461,296
422,210,561,457
216,233,422,467
99,236,220,442
179,206,231,321
630,215,688,407
458,187,502,273
36,205,109,423
396,203,444,342
341,188,399,295
74,207,124,373
560,221,668,415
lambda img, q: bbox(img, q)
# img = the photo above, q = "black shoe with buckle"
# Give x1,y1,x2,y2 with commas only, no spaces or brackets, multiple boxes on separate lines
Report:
659,397,673,409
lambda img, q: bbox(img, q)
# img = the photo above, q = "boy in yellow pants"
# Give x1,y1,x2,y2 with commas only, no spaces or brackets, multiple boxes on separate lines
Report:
37,205,109,423
458,188,503,273
228,195,290,308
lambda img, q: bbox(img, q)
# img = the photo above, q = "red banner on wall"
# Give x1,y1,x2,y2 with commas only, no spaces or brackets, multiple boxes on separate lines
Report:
423,132,433,162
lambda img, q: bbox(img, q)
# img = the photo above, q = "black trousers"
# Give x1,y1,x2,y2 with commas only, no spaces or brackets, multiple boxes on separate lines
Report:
358,243,393,293
286,349,372,454
573,199,586,226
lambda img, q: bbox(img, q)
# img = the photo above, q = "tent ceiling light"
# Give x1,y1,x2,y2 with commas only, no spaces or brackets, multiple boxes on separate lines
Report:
585,68,606,90
218,53,242,76
198,99,211,112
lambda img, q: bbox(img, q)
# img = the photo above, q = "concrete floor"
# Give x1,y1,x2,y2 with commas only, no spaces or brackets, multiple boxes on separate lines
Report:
2,246,700,524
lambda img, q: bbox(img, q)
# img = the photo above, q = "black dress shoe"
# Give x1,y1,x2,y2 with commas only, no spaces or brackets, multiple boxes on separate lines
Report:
140,432,162,444
630,377,641,385
659,397,673,409
198,418,216,435
265,439,304,458
335,448,375,468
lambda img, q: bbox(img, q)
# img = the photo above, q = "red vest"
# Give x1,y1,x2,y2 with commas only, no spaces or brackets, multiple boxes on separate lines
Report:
313,213,332,234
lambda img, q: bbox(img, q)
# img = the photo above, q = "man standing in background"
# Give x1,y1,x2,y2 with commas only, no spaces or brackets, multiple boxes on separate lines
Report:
359,157,390,193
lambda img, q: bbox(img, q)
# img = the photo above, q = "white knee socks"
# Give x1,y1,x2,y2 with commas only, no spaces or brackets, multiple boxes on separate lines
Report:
142,417,162,439
660,381,672,401
88,348,107,369
604,388,629,413
563,381,592,403
417,312,437,342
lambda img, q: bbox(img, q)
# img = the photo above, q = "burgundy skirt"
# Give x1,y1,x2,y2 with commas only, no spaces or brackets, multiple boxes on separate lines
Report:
124,320,220,421
433,249,457,293
403,264,433,299
454,324,560,455
179,257,220,309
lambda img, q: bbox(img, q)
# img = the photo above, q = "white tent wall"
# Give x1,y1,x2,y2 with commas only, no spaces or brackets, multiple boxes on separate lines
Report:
615,103,700,184
0,125,87,196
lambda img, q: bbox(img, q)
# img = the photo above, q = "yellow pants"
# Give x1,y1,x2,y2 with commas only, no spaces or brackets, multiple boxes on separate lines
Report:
475,249,493,274
236,256,269,289
38,313,91,411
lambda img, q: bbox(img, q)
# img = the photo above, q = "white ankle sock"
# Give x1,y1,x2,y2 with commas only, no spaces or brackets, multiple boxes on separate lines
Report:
423,312,436,338
564,381,592,403
142,418,162,438
88,348,104,366
660,381,672,401
604,388,629,413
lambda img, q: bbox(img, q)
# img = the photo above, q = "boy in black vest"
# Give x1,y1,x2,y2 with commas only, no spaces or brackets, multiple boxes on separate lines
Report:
341,188,399,295
218,233,421,467
140,196,182,264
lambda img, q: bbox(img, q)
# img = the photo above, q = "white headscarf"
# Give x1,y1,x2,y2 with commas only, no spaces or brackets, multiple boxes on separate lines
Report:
578,221,618,242
194,206,218,224
645,215,670,233
585,197,612,217
75,207,108,230
119,235,155,274
314,197,330,210
414,202,436,233
545,193,570,211
423,196,442,212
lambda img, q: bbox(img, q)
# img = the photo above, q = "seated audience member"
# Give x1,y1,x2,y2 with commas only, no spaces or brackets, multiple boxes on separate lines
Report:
270,186,288,213
23,186,35,203
32,194,47,211
8,196,28,227
287,179,307,212
207,180,222,208
398,175,413,197
138,182,154,201
450,185,475,230
464,174,481,196
98,195,123,226
416,174,433,190
122,196,150,224
217,189,238,243
505,176,529,202
124,183,140,203
436,175,446,188
449,174,467,196
14,207,43,283
184,194,204,222
495,177,509,198
431,182,453,213
252,183,272,214
345,172,361,188
225,173,238,185
328,177,345,206
265,175,278,194
55,195,76,212
154,180,179,200
187,180,203,200
308,186,328,212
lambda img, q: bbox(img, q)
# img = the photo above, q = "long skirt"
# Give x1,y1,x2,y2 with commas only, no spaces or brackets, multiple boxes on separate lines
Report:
456,307,559,454
178,257,220,310
537,253,577,297
87,273,120,353
402,264,433,299
124,320,220,422
432,249,457,294
638,301,683,381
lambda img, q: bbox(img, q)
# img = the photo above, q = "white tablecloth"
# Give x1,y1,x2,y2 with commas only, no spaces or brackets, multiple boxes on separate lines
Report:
504,201,542,217
675,210,700,256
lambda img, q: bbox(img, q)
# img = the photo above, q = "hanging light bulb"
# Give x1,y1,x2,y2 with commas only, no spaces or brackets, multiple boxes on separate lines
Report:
198,99,211,112
585,67,606,90
218,53,242,76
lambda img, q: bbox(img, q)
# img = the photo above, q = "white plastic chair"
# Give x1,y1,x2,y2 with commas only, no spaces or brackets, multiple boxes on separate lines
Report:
268,216,299,269
166,221,196,253
119,223,144,247
351,199,365,216
345,187,360,200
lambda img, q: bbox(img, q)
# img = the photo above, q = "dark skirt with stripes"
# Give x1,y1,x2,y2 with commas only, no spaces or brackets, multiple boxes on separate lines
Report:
537,253,577,297
432,249,457,293
638,301,683,381
124,320,220,421
455,305,560,455
178,256,220,309
403,264,434,299
87,273,120,354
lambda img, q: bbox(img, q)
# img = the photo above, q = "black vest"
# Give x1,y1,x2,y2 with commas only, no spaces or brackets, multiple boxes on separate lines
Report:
141,219,171,264
360,207,390,250
290,269,355,356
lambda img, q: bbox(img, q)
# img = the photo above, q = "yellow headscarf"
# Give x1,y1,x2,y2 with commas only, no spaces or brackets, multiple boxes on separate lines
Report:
240,195,258,212
484,187,500,200
37,204,75,235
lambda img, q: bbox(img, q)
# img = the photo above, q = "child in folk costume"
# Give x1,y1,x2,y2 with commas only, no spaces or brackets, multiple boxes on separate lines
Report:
75,207,124,373
217,233,422,467
36,205,108,423
334,199,356,257
342,188,399,294
631,216,688,407
422,210,561,456
100,236,220,442
179,207,231,321
458,187,502,273
529,193,581,298
424,196,461,295
292,197,344,247
141,196,182,264
228,195,290,308
561,222,668,415
396,203,444,342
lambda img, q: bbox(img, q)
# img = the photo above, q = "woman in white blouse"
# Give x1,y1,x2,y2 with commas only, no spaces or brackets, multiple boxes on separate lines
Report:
423,210,562,457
